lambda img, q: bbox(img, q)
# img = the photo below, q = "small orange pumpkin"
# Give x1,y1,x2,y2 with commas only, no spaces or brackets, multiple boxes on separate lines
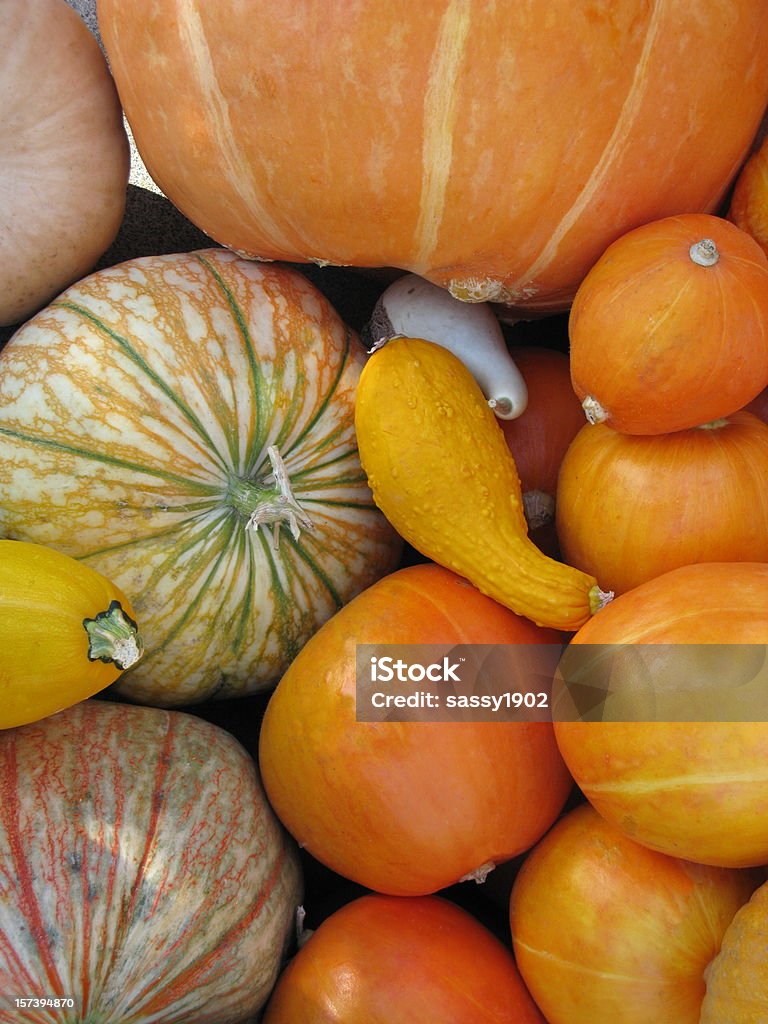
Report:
555,412,768,595
510,803,759,1024
500,347,584,541
258,563,572,896
569,214,768,434
263,894,546,1023
553,562,768,868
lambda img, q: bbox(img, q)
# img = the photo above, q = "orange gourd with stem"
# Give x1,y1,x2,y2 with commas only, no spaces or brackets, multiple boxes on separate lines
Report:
556,412,768,595
569,214,768,434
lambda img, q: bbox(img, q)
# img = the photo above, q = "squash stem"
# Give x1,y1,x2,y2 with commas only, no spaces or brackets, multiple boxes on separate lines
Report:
228,445,314,548
83,601,143,670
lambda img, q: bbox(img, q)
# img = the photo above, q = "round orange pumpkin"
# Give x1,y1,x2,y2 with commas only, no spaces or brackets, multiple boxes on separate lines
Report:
569,214,768,433
1,0,129,326
728,132,768,259
500,347,584,541
555,412,768,595
258,563,572,896
553,562,768,868
510,802,759,1024
700,879,768,1023
263,894,546,1023
95,1,768,312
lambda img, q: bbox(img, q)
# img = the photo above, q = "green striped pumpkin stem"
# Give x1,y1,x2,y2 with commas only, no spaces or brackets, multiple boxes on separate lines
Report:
229,445,314,549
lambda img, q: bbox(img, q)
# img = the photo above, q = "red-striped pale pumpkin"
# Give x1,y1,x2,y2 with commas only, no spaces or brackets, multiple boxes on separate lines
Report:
1,0,129,327
0,249,401,706
96,1,768,312
0,700,302,1023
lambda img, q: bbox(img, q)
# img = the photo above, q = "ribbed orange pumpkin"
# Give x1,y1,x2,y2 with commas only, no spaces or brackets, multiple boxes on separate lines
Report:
553,562,768,868
259,563,572,896
556,413,768,595
264,894,546,1023
569,214,768,434
510,803,758,1024
96,1,768,312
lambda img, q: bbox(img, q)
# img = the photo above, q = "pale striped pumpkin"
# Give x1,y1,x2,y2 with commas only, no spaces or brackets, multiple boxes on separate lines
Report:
0,700,303,1023
0,249,401,706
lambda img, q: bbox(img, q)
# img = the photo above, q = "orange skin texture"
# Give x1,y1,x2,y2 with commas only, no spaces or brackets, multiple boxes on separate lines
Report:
568,214,768,433
554,562,768,867
555,413,768,595
258,563,573,896
96,1,768,312
729,135,768,259
510,803,759,1024
700,880,768,1023
263,894,546,1024
501,348,585,498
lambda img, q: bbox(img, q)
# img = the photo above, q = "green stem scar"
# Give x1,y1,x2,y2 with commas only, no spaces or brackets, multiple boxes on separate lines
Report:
228,445,314,549
83,601,143,670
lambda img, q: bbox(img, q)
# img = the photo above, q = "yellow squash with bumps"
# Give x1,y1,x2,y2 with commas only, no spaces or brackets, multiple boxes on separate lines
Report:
354,337,610,630
0,540,143,728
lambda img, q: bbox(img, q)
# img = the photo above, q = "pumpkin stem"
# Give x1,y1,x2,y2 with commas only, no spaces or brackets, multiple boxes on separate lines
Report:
582,395,608,425
589,585,614,614
689,238,720,267
523,489,555,530
459,860,496,884
237,445,314,548
83,600,143,670
697,418,730,430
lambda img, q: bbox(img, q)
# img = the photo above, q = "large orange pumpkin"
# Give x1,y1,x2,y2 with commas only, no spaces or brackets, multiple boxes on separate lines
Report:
553,562,768,868
258,563,572,896
95,1,768,312
556,413,768,595
263,894,546,1023
569,214,768,434
510,803,758,1024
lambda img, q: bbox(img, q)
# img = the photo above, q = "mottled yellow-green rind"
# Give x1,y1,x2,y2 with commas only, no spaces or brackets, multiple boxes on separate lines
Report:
355,337,601,631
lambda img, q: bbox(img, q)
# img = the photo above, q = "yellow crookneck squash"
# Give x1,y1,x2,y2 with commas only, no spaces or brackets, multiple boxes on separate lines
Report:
0,250,401,707
354,336,610,631
0,539,142,728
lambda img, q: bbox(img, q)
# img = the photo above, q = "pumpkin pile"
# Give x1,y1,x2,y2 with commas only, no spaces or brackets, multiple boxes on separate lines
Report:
1,0,768,1021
